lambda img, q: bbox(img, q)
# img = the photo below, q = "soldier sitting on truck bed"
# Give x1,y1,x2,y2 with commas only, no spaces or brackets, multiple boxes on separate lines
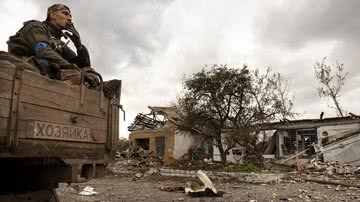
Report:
3,4,120,98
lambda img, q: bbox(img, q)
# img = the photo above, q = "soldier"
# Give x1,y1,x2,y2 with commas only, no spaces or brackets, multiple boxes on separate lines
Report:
6,4,120,98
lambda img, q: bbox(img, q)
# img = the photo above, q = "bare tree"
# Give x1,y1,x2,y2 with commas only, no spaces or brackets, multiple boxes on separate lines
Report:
177,65,296,163
314,57,348,117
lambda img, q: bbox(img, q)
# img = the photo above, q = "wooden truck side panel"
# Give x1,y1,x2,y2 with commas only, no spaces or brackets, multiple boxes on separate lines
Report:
0,61,119,162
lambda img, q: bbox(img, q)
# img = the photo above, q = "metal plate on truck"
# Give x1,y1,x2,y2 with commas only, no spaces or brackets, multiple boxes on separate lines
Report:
26,120,93,142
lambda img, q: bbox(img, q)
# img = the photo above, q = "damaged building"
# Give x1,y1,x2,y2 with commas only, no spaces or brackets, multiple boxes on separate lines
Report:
128,106,208,164
129,107,360,166
264,116,360,165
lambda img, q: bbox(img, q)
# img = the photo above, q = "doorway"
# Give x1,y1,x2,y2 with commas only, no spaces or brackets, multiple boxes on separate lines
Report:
155,136,165,159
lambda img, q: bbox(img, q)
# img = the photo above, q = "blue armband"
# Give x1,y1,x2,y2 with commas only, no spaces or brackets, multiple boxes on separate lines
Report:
33,42,49,50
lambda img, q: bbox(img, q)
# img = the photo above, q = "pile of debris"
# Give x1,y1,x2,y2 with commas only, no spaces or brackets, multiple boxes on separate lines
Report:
116,146,153,161
108,146,164,179
108,156,162,175
303,160,360,176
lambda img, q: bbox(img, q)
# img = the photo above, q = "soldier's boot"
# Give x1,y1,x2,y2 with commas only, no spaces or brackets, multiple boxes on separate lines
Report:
84,73,100,88
103,79,121,99
81,67,100,88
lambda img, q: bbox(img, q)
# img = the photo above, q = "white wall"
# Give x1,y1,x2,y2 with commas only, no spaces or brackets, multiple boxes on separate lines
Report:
172,130,201,159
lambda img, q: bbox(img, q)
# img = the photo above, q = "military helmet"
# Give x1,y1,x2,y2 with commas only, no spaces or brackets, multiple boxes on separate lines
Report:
46,4,71,21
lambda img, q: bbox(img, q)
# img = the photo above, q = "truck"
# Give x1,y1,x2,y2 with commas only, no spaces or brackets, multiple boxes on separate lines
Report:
0,59,122,201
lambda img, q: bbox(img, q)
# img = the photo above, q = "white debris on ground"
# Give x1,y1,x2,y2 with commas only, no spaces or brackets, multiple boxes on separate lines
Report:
184,170,218,196
78,186,98,196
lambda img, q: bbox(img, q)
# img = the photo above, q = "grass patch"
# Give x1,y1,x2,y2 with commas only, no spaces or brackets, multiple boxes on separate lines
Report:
224,163,259,172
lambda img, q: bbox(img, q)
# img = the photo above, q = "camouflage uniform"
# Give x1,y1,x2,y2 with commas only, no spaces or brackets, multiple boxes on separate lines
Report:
7,20,91,82
5,4,120,98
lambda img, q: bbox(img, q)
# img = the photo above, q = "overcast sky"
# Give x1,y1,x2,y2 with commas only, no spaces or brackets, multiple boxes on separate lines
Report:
1,0,360,138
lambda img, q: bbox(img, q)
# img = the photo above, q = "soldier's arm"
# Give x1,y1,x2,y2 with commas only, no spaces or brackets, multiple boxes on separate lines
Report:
24,25,70,67
62,45,91,68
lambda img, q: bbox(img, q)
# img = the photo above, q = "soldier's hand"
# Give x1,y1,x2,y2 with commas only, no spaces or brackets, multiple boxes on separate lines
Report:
64,22,82,48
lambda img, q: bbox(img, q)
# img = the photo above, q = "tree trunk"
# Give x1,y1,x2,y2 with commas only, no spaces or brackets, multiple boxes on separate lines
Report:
220,151,227,164
216,138,227,164
331,96,344,117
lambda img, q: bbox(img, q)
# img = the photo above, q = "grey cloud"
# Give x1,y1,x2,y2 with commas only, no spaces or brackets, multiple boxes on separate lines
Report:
256,1,360,49
30,0,173,76
254,0,360,117
4,0,360,136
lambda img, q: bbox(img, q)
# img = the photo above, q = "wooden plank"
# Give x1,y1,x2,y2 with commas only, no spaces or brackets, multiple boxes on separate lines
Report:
106,100,120,151
15,119,106,143
0,117,8,137
20,84,108,118
1,64,110,109
0,139,106,159
0,97,10,118
19,102,108,132
281,148,310,163
91,130,107,143
0,77,13,100
0,64,16,81
22,70,80,98
21,70,108,106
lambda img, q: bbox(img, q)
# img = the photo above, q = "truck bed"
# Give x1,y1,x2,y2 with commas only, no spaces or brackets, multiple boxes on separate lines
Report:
0,61,119,164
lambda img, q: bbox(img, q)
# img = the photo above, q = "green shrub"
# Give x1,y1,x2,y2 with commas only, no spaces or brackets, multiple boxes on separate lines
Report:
224,163,258,172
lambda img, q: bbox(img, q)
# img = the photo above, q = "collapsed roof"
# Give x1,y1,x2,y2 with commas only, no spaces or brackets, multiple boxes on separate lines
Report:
128,106,178,132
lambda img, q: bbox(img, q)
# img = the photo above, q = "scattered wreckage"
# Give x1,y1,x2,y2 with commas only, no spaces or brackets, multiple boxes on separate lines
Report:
263,116,360,166
160,170,224,197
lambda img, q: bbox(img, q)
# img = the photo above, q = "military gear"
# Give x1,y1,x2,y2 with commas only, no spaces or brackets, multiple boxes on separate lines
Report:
0,51,40,73
59,63,80,70
103,79,122,99
6,5,105,89
7,20,91,78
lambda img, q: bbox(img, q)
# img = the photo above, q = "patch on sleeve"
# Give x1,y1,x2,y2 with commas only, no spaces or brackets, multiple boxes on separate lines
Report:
33,42,49,50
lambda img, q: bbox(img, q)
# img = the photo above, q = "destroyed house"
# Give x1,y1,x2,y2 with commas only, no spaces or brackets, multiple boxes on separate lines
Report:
128,106,203,164
263,116,360,165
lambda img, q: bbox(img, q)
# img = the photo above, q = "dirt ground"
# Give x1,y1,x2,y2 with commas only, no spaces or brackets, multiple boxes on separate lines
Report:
57,174,360,202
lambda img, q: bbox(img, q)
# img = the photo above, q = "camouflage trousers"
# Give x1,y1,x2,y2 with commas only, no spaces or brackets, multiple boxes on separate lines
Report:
57,67,100,88
0,51,41,73
61,69,121,99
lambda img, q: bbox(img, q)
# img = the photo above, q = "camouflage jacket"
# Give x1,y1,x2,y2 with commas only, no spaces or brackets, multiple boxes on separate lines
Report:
7,20,90,69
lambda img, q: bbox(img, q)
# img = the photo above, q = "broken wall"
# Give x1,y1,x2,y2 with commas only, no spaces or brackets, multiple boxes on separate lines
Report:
129,127,175,163
172,130,202,159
